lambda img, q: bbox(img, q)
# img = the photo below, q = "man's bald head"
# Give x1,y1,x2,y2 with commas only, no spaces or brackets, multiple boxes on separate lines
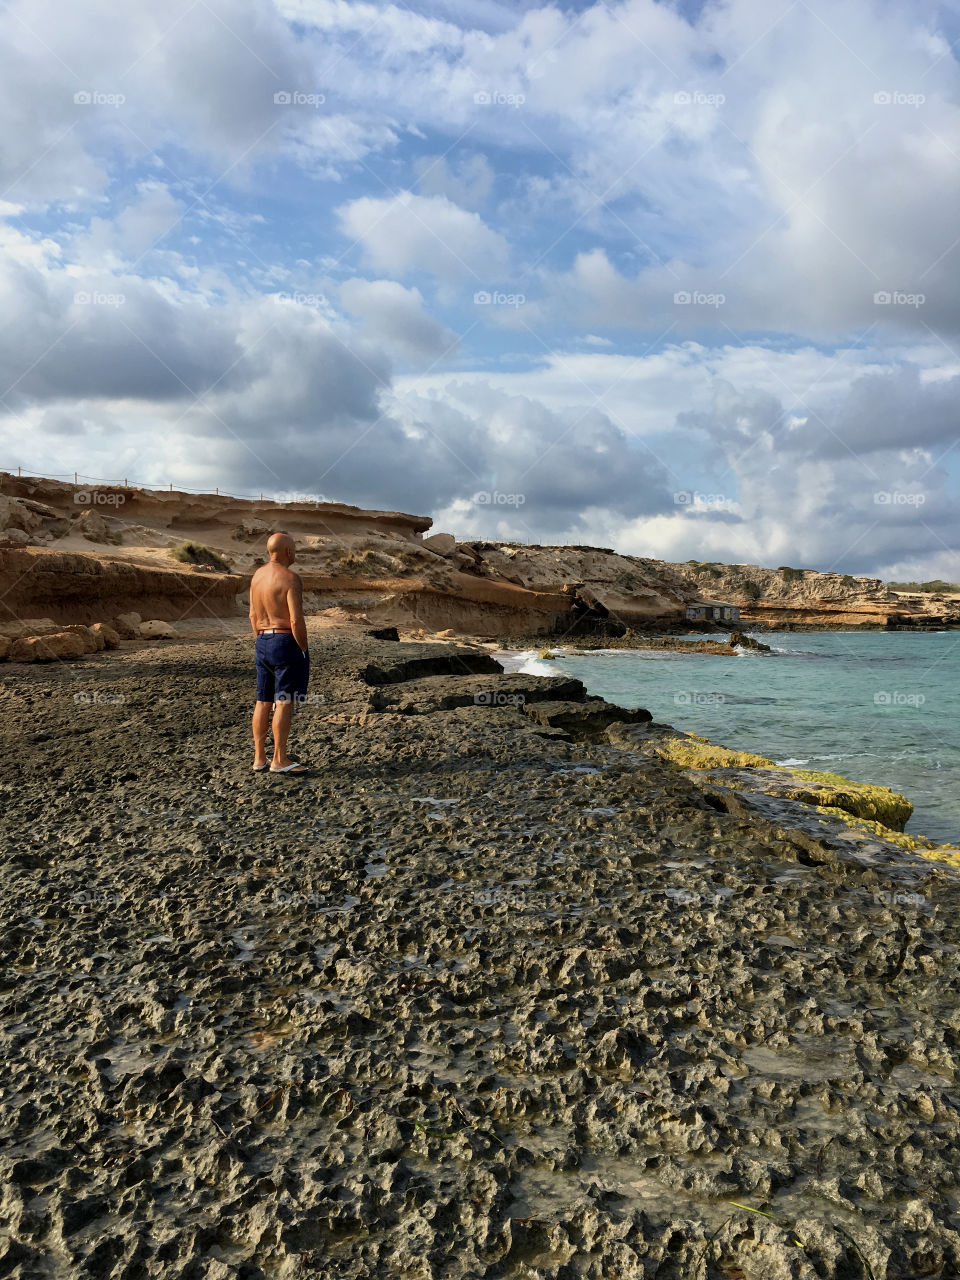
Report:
267,531,296,564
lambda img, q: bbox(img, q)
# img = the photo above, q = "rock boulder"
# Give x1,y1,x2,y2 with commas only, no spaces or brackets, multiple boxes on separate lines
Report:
90,622,121,649
76,509,110,542
114,612,142,639
8,632,88,662
235,516,271,539
0,617,61,640
59,624,100,653
140,620,178,639
422,533,457,556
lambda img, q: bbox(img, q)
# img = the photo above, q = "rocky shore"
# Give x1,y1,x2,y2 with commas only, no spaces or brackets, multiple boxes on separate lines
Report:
507,631,773,657
3,624,960,1279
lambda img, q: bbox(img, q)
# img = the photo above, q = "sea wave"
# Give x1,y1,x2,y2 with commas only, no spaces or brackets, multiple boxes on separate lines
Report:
496,649,561,677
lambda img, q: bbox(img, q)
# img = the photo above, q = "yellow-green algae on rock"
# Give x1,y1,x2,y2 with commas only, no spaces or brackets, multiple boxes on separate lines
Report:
781,769,914,831
813,806,960,870
653,733,777,771
648,731,960,865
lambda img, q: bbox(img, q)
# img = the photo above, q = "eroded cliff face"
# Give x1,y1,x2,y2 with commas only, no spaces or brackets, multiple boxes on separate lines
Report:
460,543,690,625
0,547,245,626
1,472,956,637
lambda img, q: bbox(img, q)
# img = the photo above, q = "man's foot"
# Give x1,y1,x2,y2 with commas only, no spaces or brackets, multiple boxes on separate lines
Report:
252,760,269,772
270,760,307,773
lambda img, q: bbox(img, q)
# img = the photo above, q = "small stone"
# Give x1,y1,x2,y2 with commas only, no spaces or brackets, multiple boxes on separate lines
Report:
114,613,142,639
139,620,178,639
916,1093,936,1122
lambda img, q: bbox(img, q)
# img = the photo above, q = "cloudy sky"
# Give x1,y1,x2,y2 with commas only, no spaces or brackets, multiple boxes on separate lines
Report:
1,0,958,578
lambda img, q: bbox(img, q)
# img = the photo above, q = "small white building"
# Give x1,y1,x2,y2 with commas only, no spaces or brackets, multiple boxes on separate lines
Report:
685,599,740,623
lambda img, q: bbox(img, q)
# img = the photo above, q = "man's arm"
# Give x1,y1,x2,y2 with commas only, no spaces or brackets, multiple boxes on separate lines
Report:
248,575,260,637
288,575,309,652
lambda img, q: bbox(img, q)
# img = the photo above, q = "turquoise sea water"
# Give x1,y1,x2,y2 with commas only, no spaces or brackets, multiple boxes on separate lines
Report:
501,632,960,844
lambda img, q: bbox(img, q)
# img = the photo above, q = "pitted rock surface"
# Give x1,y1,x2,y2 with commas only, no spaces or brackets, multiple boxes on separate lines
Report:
1,631,959,1279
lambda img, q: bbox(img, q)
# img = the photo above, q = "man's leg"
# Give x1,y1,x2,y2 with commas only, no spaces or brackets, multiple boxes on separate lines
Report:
271,698,296,769
252,701,271,769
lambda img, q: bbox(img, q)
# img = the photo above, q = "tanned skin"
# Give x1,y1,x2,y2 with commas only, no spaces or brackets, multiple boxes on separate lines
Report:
249,532,309,772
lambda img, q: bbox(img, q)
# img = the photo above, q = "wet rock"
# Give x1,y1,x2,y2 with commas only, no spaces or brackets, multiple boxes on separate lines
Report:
523,697,652,736
730,630,772,652
359,642,501,685
374,673,587,715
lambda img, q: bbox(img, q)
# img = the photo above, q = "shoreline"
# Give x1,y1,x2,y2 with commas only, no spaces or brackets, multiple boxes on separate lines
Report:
496,634,959,853
496,623,960,652
3,624,960,1277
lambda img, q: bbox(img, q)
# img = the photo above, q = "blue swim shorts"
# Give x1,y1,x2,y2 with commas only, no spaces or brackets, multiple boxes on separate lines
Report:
255,632,310,705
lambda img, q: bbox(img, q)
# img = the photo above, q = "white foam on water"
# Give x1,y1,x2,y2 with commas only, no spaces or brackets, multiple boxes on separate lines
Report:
776,757,809,767
516,651,561,677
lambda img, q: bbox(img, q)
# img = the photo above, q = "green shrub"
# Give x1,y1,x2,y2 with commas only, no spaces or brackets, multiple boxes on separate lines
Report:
778,566,804,581
172,541,230,572
742,580,763,601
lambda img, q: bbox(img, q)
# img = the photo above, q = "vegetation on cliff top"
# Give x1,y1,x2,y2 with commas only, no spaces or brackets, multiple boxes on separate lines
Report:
172,540,231,572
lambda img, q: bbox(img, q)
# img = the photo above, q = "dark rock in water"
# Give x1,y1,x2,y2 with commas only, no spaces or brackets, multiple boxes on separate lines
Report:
730,630,772,652
365,626,399,642
523,697,652,736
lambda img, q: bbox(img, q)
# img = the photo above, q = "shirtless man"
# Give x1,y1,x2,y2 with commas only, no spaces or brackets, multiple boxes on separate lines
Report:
249,531,310,773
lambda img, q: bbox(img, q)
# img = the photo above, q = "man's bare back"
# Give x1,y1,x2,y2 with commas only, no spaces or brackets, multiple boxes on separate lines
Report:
249,533,308,652
249,532,310,774
249,560,308,645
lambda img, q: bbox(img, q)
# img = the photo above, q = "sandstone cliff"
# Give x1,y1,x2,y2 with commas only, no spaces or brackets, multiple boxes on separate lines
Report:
1,471,956,638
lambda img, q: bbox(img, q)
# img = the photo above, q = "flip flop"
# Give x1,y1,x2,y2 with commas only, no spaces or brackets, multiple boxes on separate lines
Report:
269,762,307,773
252,763,269,772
